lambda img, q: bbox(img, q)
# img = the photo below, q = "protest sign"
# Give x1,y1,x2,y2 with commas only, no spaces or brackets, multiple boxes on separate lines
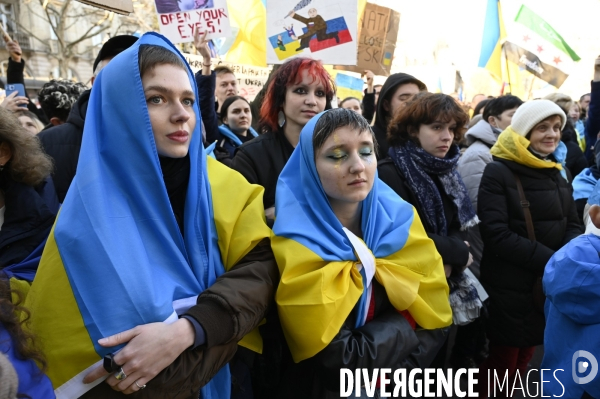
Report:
183,53,271,101
335,3,400,76
76,0,133,14
76,0,132,14
155,0,231,44
266,0,357,65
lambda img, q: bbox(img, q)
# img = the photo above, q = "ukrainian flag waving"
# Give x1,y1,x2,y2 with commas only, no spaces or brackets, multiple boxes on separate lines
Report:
24,33,269,398
273,111,452,363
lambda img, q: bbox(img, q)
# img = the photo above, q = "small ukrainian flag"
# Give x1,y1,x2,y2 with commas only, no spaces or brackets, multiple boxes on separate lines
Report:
383,51,392,66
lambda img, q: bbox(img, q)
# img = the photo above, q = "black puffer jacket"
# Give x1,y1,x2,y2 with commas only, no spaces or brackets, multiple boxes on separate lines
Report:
478,157,582,347
37,90,89,203
230,130,294,209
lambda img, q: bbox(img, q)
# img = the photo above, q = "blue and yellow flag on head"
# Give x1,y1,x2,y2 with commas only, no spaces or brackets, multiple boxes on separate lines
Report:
25,32,269,398
272,111,452,363
478,0,506,81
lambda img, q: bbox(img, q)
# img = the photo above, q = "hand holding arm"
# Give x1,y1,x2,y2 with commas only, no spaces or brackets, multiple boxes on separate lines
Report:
82,319,194,394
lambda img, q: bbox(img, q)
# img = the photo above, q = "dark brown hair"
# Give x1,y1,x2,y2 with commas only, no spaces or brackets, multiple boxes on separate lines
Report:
0,279,47,372
312,108,375,153
138,45,188,78
0,107,53,186
387,92,469,148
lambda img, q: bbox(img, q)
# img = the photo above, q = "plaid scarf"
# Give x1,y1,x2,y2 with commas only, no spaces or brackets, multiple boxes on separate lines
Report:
388,141,479,235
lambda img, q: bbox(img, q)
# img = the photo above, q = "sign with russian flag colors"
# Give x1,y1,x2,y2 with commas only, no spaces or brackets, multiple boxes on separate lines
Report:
266,0,357,65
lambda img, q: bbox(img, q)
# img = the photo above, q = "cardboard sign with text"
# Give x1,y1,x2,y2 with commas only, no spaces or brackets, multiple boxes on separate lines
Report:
335,3,400,76
76,0,133,15
183,53,271,101
155,0,231,44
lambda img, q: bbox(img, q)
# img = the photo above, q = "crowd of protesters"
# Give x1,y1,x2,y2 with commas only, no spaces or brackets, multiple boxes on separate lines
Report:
1,29,600,399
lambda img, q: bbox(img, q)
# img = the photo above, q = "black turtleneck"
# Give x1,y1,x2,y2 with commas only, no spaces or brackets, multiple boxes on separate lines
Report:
159,155,190,235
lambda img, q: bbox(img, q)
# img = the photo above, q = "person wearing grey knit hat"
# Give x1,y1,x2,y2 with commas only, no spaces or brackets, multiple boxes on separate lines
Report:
475,99,584,397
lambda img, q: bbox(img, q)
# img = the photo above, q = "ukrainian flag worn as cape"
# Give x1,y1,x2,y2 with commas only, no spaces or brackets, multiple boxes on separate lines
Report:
273,111,452,363
24,33,269,398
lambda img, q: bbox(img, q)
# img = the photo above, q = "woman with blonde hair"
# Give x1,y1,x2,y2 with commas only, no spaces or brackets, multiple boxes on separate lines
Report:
13,108,45,134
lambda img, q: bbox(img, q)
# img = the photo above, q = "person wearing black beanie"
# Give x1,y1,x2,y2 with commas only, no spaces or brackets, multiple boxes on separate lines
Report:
372,73,427,157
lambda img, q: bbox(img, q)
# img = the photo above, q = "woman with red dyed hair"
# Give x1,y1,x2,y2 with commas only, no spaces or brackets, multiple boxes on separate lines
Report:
231,57,335,224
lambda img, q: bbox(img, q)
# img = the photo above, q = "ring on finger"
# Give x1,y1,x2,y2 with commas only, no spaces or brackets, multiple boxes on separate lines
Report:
135,381,146,390
114,367,127,381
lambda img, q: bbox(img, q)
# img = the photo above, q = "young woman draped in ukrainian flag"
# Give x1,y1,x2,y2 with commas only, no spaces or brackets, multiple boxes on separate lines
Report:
271,108,452,397
23,32,275,398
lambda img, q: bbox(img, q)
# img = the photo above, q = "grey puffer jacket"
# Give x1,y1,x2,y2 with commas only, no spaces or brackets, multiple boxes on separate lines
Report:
457,120,499,211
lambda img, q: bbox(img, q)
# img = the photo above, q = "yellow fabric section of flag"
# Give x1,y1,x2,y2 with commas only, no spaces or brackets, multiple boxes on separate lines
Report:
504,60,527,99
24,224,100,389
9,277,31,302
225,0,267,67
275,207,451,362
381,218,452,330
206,157,271,353
207,157,270,269
486,0,507,80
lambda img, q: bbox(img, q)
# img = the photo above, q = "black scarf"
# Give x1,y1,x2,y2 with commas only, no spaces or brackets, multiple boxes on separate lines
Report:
159,155,190,235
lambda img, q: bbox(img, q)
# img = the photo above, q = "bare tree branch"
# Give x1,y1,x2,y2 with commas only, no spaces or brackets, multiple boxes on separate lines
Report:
67,23,110,49
8,17,51,50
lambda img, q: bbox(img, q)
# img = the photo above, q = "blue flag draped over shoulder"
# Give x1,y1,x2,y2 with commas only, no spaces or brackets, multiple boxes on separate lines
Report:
272,111,452,362
24,33,231,398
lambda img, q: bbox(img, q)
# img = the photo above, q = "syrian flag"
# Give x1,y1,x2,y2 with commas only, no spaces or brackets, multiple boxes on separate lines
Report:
503,5,580,88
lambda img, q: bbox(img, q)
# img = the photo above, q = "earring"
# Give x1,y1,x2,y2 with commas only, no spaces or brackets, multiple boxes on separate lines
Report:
278,110,286,128
0,164,3,172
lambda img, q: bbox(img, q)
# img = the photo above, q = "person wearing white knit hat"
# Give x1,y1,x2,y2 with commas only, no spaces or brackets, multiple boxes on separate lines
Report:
475,100,584,397
510,99,566,137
